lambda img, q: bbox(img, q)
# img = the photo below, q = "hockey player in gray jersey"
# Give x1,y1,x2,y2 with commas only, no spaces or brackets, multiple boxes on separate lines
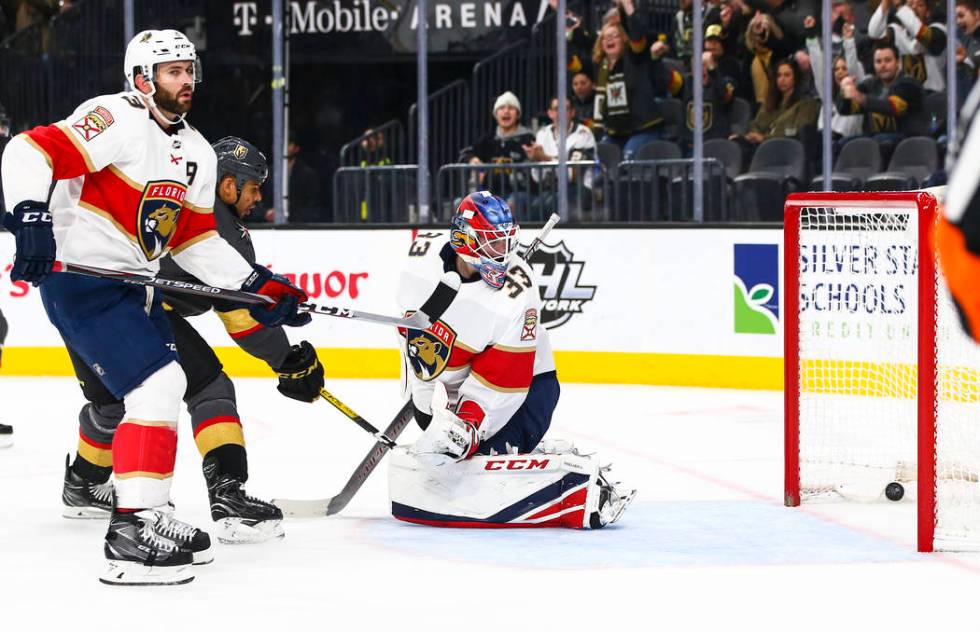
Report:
62,137,324,545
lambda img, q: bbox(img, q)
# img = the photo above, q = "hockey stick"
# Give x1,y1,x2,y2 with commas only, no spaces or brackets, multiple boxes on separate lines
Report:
272,217,562,517
272,399,415,517
54,261,460,329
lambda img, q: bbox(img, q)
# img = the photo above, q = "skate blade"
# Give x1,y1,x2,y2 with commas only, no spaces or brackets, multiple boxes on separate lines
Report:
607,489,637,525
99,560,195,586
0,437,12,449
215,518,285,545
63,505,111,520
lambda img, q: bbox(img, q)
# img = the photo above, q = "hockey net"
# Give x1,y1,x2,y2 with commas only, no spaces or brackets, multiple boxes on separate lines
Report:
784,191,980,552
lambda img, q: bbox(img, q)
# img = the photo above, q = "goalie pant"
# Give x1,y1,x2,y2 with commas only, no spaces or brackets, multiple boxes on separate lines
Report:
69,308,251,486
388,448,605,529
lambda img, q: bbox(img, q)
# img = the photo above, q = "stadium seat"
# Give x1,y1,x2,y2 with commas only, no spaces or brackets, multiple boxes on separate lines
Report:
808,137,882,191
730,97,752,136
704,138,743,179
732,138,806,221
864,136,938,191
634,139,682,161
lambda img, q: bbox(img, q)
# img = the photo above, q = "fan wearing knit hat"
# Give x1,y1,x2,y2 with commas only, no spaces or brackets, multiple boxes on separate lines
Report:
457,91,536,215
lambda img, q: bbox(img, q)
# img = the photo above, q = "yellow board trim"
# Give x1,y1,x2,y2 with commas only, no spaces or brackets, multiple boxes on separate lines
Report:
0,347,786,389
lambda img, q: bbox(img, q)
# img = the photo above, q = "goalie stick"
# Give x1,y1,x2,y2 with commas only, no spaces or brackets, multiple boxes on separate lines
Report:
273,399,415,517
54,261,460,330
273,214,562,518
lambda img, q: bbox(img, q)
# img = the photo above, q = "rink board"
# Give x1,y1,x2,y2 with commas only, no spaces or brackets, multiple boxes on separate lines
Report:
0,227,784,388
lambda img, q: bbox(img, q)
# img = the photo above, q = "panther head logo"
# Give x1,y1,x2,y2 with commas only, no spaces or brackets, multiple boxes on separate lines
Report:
402,318,456,382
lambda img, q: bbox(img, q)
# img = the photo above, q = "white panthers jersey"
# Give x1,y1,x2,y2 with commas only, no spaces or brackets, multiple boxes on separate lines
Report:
397,231,555,442
1,91,252,289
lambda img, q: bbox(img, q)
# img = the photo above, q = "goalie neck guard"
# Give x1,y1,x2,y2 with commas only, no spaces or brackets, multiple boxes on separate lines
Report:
450,192,520,289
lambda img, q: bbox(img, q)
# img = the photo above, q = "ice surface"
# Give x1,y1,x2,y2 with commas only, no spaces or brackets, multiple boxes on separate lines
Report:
1,378,978,630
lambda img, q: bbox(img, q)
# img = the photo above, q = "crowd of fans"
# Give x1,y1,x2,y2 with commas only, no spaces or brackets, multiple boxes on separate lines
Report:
433,0,980,221
3,0,980,222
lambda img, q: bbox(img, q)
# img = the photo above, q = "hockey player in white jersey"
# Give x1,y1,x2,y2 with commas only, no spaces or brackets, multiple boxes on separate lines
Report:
389,192,634,528
0,29,310,585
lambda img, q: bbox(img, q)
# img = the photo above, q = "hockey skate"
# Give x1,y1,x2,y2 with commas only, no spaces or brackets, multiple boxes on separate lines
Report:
0,423,11,448
204,457,284,545
62,455,113,519
152,504,214,565
100,509,195,586
589,467,637,529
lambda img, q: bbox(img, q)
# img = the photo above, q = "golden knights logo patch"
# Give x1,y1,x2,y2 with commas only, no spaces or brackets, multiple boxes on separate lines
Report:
137,180,187,260
401,316,456,381
233,143,248,160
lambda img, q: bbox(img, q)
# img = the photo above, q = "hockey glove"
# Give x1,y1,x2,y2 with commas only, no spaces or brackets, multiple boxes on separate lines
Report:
409,406,481,464
241,264,312,328
275,341,324,403
2,200,56,286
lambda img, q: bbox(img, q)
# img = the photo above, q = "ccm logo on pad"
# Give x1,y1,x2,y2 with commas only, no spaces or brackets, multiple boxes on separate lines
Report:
484,458,550,471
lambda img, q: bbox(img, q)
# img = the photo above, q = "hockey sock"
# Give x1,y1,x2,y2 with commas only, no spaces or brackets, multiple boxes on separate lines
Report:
72,453,113,484
203,444,248,482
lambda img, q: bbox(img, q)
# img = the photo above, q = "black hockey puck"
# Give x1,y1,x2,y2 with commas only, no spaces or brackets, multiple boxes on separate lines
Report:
885,482,905,501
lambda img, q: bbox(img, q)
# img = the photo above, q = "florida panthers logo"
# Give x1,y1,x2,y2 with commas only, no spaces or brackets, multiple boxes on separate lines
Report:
401,316,456,381
137,180,187,260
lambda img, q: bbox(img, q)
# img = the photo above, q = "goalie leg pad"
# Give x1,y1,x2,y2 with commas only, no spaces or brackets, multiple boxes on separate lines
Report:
388,448,606,529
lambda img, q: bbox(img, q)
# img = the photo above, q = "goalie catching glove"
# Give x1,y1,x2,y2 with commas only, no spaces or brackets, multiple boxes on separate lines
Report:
275,341,324,403
409,406,481,464
241,263,312,328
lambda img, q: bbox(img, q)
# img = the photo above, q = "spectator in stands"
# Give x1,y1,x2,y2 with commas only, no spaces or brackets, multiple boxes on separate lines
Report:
756,0,815,52
745,11,796,110
868,0,947,93
592,0,678,159
358,127,392,167
673,0,696,62
956,0,980,96
704,24,744,94
677,51,737,153
731,57,819,149
458,90,535,213
805,15,866,141
837,42,924,160
263,133,322,223
524,95,597,218
570,71,598,133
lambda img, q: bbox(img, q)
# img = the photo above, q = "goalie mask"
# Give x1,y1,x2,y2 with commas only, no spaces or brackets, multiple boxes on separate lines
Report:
450,192,520,289
124,29,201,124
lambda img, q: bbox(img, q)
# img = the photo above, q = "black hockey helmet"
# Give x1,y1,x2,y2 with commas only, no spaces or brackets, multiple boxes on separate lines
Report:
212,136,268,197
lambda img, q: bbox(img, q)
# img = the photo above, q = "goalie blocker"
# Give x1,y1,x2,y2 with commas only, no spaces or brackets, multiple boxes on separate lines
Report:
389,449,633,529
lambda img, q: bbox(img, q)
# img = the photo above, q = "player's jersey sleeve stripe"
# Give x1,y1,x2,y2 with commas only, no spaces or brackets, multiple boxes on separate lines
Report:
470,345,535,391
447,343,478,369
169,228,218,255
184,201,213,214
22,122,94,178
22,134,53,168
216,308,264,338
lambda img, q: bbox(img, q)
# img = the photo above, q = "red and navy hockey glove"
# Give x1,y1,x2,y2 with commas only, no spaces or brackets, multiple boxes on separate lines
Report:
2,200,56,286
241,264,312,328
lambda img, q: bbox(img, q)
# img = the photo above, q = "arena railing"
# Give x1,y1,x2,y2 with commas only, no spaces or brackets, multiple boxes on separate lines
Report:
338,119,408,167
614,158,730,222
332,165,420,223
435,161,609,224
408,79,471,172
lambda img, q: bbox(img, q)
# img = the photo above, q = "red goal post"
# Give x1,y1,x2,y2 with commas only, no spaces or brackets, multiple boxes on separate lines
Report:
782,191,965,553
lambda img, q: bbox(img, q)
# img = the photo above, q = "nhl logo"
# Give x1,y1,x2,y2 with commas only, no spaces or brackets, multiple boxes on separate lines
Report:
521,240,596,329
136,180,187,260
233,144,248,160
401,316,456,381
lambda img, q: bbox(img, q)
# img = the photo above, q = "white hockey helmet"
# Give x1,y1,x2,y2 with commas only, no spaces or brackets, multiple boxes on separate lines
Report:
124,29,200,94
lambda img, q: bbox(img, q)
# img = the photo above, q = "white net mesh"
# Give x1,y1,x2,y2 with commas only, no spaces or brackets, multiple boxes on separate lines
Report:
794,201,980,550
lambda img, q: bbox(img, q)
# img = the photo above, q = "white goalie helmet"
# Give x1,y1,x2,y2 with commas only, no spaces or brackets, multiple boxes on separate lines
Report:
124,29,201,95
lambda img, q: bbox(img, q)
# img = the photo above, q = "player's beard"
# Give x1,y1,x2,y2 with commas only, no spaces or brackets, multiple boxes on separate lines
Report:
153,84,192,118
